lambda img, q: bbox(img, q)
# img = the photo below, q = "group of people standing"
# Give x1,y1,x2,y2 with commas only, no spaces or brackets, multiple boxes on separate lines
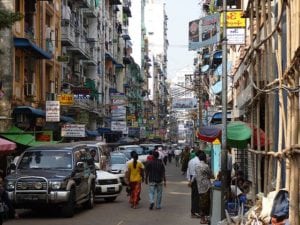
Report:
125,148,166,210
185,146,212,224
124,145,212,224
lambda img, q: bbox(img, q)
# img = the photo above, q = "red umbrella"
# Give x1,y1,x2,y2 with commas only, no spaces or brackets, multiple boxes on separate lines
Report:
0,137,16,153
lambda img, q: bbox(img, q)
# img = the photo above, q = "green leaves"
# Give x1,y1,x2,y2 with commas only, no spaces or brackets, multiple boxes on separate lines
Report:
0,9,23,30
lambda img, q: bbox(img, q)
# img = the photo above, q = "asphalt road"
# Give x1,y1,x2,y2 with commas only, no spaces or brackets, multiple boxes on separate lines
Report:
5,160,202,225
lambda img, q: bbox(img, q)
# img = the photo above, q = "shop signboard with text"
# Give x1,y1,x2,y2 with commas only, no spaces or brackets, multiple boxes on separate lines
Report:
46,101,60,122
61,124,86,137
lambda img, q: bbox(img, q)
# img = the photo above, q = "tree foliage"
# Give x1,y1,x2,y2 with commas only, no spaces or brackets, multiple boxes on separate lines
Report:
0,9,23,30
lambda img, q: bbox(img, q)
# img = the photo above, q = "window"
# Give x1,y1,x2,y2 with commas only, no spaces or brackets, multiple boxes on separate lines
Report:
15,56,21,82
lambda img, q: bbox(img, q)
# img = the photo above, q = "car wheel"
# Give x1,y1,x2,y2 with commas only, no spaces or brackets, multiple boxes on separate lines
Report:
83,188,94,209
61,188,75,218
104,196,117,202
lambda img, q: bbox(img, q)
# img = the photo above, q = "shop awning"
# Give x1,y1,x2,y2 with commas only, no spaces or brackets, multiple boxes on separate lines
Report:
248,123,268,147
0,138,16,153
13,106,45,117
13,106,74,123
197,121,251,147
14,37,52,59
227,121,252,148
0,126,57,147
86,130,99,137
196,125,222,143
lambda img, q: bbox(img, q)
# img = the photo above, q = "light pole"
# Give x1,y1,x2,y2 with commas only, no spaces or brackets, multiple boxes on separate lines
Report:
221,0,228,219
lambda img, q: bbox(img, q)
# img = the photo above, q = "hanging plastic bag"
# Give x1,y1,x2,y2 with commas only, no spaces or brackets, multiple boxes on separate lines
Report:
270,190,289,219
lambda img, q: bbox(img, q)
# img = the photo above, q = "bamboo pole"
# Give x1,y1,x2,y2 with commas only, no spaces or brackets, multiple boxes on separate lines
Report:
266,0,274,194
276,49,283,191
249,2,257,201
255,0,262,193
290,0,300,221
261,0,269,196
285,0,292,192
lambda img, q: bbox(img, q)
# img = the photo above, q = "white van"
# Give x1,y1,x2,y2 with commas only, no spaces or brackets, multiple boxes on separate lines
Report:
78,141,110,170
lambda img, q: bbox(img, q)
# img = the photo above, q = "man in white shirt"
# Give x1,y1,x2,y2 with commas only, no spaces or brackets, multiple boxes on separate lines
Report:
186,150,201,218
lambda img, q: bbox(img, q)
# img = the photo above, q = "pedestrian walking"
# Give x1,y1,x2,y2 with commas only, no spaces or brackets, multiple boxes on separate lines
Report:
186,150,201,218
125,151,144,209
0,174,18,225
145,151,166,210
174,148,182,167
195,151,212,224
180,146,190,175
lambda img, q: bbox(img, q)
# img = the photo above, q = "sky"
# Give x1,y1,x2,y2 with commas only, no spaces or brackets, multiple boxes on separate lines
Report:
163,0,201,79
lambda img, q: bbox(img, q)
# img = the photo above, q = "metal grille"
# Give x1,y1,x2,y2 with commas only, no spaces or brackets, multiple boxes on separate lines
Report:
98,179,118,185
16,178,48,190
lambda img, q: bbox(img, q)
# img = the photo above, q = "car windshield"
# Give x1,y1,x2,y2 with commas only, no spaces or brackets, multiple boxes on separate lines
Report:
121,147,144,155
111,155,126,164
18,150,73,170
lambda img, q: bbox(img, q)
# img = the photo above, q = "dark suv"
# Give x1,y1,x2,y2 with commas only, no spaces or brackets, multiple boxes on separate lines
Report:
5,142,96,217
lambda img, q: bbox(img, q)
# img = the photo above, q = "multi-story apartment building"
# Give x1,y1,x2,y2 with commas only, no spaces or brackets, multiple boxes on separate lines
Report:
0,0,134,144
0,0,63,143
144,0,169,140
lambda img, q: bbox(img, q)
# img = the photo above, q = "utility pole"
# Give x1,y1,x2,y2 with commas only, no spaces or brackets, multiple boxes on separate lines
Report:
221,0,228,219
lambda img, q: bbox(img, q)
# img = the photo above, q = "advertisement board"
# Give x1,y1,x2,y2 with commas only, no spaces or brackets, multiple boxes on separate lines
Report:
111,121,127,134
61,124,86,137
227,28,245,45
46,101,60,122
189,14,220,50
220,10,246,28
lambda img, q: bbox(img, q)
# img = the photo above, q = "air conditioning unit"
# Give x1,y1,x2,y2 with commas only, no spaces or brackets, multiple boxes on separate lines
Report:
24,83,36,96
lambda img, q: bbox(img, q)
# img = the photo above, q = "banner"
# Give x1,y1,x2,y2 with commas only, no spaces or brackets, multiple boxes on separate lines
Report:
189,14,220,50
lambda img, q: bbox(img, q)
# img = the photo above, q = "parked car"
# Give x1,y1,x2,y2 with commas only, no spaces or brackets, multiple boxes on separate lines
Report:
108,152,128,184
5,142,96,217
139,143,162,154
95,170,122,202
116,145,148,163
77,141,110,170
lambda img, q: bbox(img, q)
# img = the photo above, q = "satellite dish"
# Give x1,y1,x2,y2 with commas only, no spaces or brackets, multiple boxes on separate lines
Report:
214,64,222,76
201,64,210,73
211,81,222,94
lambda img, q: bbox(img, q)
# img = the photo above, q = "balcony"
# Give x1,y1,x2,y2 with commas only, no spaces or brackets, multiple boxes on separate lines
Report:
61,21,75,46
66,35,89,59
82,2,97,17
83,47,98,66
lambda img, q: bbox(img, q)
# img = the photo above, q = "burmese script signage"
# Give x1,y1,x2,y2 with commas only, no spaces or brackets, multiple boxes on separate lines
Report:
61,124,86,137
220,11,246,28
58,94,74,105
46,101,60,122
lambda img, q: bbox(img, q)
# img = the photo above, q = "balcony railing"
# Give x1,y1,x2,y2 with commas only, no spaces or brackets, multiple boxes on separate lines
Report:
61,21,75,46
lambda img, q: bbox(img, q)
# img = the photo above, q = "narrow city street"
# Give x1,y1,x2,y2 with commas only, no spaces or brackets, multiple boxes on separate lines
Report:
5,161,202,225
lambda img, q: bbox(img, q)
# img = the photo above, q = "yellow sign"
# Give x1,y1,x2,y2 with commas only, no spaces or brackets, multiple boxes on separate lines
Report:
220,11,246,28
213,138,221,145
58,94,74,105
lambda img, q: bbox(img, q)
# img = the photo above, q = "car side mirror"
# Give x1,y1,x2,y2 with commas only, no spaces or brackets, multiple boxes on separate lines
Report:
10,163,16,170
76,162,84,171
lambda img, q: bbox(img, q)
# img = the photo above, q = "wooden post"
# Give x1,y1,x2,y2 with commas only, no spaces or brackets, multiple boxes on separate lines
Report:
255,0,262,193
261,0,269,196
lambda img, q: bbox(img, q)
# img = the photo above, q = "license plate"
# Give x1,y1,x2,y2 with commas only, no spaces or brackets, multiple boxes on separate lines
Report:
107,187,115,192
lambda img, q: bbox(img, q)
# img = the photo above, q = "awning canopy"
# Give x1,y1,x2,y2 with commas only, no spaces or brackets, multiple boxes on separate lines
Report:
0,126,57,147
196,125,222,143
197,121,252,148
13,106,45,117
0,138,16,153
86,130,99,137
14,37,52,59
227,121,252,148
13,106,74,123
